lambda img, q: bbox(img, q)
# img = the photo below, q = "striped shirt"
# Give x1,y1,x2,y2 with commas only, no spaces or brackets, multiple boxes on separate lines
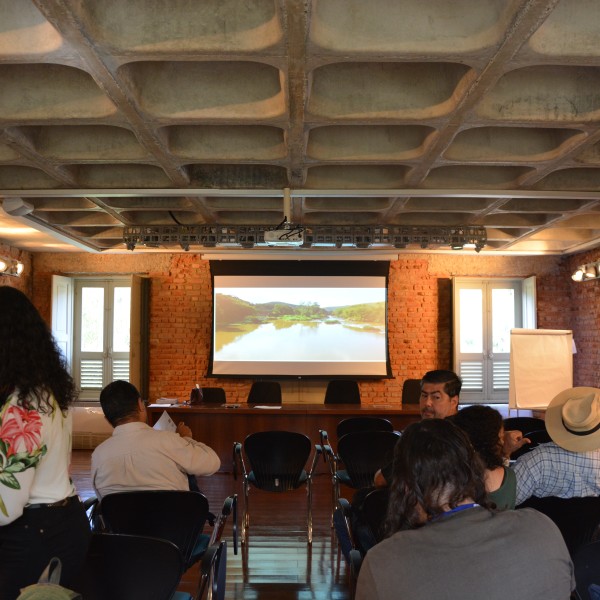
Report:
512,442,600,506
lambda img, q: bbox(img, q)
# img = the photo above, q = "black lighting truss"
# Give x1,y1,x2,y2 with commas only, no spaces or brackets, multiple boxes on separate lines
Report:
122,224,487,252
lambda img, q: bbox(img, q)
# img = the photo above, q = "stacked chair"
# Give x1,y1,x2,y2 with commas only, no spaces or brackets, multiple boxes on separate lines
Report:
95,490,236,599
233,430,322,544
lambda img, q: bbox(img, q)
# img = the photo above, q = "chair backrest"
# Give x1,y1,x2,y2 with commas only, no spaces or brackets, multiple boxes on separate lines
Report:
244,430,312,491
360,487,390,544
573,540,600,600
337,430,400,489
517,496,600,557
336,416,393,438
526,429,552,445
201,387,226,403
78,532,185,600
100,490,209,566
503,416,546,434
324,379,361,404
401,379,421,404
247,381,282,404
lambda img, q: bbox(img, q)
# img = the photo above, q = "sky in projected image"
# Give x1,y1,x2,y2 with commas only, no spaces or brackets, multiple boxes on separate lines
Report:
220,287,383,307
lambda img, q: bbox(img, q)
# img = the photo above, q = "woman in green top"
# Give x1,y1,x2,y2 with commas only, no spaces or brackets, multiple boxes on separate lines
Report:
449,405,516,510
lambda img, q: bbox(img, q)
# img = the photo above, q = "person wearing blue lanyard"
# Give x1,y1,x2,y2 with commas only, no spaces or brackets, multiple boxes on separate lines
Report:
355,418,575,600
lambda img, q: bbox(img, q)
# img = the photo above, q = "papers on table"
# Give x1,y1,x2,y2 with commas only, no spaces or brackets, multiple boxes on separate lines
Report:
253,405,282,409
148,398,179,407
153,410,177,432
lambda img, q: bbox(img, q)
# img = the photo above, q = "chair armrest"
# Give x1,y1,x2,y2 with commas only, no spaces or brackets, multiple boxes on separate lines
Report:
209,494,238,555
319,429,330,462
198,540,227,600
82,496,103,531
232,442,245,481
82,495,98,511
338,497,352,517
307,444,323,478
349,548,363,579
337,497,358,550
321,443,338,476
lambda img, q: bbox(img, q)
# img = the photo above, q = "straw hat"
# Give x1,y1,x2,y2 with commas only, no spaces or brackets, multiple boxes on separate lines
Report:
545,387,600,452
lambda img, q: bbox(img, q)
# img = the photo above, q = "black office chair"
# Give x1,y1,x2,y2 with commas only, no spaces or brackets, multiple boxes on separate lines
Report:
337,488,390,599
100,490,237,599
510,427,552,460
517,496,600,557
319,417,394,472
200,387,226,404
324,430,399,521
233,430,322,544
78,532,192,600
324,379,361,404
573,540,600,600
247,381,282,404
401,379,421,404
503,416,546,434
336,416,394,438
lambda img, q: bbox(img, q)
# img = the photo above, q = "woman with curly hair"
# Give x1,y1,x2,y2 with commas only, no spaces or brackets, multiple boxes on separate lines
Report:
355,419,574,600
448,404,517,510
0,286,90,599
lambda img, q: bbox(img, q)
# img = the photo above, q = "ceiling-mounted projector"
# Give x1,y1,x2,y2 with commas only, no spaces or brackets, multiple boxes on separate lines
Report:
264,227,304,246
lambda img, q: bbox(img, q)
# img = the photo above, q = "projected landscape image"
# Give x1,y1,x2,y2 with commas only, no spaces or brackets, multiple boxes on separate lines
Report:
214,289,386,362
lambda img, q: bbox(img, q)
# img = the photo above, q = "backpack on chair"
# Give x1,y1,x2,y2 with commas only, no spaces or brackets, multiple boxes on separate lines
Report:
16,557,81,600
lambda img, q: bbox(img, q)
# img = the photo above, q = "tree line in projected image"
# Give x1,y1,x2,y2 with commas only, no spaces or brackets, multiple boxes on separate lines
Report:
214,293,386,361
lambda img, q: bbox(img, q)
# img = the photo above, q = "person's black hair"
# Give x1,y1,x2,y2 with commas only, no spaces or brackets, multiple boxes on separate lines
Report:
421,370,462,398
0,286,77,413
385,418,490,535
447,405,504,470
100,380,141,427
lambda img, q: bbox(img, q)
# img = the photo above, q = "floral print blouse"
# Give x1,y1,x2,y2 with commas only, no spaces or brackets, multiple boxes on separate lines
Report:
0,390,75,525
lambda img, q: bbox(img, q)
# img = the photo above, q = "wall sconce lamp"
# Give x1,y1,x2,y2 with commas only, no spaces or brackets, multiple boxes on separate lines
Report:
572,261,600,282
0,256,24,277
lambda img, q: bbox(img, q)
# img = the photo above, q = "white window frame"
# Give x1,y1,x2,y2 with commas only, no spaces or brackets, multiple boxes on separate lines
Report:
453,276,536,404
73,278,131,401
52,274,146,404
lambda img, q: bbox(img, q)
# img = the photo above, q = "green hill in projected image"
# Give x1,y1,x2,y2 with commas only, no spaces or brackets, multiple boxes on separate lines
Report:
215,293,385,328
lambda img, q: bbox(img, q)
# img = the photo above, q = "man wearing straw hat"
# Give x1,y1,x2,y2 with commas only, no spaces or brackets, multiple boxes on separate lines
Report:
513,386,600,505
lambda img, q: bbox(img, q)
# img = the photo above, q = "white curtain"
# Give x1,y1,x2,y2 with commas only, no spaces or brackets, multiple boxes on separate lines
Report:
509,329,573,409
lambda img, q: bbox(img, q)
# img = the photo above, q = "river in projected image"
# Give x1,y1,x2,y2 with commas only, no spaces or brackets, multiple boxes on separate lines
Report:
215,321,385,361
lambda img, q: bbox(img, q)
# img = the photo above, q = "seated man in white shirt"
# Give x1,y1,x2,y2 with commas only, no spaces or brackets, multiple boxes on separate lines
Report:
91,380,221,499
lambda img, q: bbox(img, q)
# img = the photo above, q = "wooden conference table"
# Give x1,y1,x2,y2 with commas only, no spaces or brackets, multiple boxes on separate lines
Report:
147,403,420,473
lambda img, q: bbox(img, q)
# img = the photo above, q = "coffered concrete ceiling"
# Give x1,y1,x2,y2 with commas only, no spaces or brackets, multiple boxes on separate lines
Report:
2,0,600,254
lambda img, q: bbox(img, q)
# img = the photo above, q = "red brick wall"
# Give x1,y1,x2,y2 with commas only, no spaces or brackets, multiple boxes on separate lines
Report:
31,250,595,404
562,251,600,388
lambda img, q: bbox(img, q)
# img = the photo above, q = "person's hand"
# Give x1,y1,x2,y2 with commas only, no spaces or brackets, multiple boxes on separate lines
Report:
373,469,389,488
177,421,193,438
503,430,531,457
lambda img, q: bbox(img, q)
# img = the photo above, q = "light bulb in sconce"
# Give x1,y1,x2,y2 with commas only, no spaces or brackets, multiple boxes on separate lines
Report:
572,261,600,282
0,256,25,277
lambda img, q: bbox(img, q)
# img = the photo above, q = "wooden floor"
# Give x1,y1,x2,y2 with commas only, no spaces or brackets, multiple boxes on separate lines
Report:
70,450,351,600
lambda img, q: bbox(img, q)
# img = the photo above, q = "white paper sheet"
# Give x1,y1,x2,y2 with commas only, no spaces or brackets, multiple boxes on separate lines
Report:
509,328,573,409
153,410,177,432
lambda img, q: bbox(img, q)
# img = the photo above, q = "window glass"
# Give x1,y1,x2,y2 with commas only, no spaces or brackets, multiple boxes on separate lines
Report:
81,287,104,352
